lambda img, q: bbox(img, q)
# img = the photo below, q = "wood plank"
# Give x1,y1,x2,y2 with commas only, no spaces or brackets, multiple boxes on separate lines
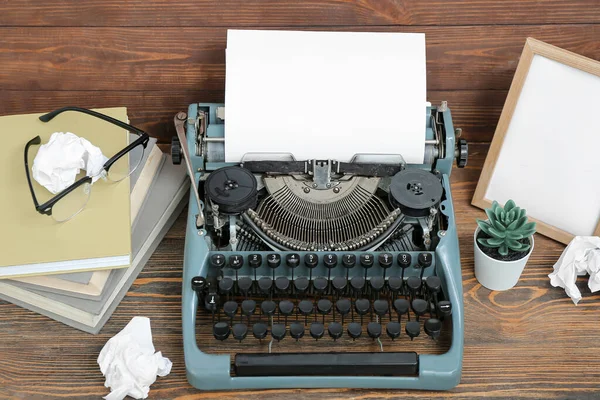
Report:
1,0,599,27
0,25,598,93
2,143,597,399
0,89,504,143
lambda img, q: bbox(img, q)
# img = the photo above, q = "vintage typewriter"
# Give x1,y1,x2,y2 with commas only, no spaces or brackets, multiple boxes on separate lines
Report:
172,100,468,390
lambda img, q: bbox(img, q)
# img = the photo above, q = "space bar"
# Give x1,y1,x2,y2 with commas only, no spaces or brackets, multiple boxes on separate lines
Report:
234,352,419,376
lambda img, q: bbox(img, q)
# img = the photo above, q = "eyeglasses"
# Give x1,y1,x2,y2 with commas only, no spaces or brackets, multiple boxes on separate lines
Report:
24,106,150,222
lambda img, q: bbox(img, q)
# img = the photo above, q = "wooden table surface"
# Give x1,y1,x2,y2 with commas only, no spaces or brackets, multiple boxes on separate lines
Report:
1,1,599,398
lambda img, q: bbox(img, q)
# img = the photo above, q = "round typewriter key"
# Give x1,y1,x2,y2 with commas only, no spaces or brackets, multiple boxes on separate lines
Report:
229,255,244,270
355,298,370,315
407,276,422,293
232,323,248,341
336,299,352,316
249,254,262,268
210,254,226,268
370,276,385,293
424,318,442,340
378,253,393,268
261,300,277,316
286,253,300,268
332,276,347,293
317,299,332,315
386,322,401,340
204,293,219,312
191,276,207,292
393,299,410,316
426,275,442,293
310,322,325,340
328,322,343,340
213,322,230,341
218,277,234,294
241,299,256,316
298,300,314,316
252,322,268,340
350,276,365,293
324,253,338,269
342,254,356,268
367,322,382,339
411,299,428,318
223,301,238,319
258,277,273,294
267,253,281,269
290,322,304,340
313,277,328,293
388,276,403,292
347,322,362,339
418,252,433,268
397,253,412,269
275,276,290,293
373,299,389,316
360,254,374,268
279,300,294,316
271,323,287,341
237,277,253,295
405,320,421,340
304,253,318,268
438,301,453,317
294,277,309,293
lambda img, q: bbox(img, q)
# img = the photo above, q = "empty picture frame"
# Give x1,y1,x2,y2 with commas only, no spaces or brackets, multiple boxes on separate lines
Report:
472,38,600,245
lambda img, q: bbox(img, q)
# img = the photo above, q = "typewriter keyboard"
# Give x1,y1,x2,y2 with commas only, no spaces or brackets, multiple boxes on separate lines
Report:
192,251,452,365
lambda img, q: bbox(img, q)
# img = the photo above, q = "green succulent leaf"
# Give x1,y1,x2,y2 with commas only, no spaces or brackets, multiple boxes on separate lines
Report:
477,220,495,237
504,200,516,212
492,219,507,231
518,243,531,253
488,226,507,238
506,231,524,240
498,244,508,256
485,208,498,225
506,239,523,250
484,237,504,246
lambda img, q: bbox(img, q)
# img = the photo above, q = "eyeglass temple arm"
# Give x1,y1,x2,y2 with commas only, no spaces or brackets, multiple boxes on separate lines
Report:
24,136,42,209
39,106,150,171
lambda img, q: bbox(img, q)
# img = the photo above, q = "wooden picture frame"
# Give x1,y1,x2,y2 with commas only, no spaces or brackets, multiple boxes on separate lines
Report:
472,38,600,245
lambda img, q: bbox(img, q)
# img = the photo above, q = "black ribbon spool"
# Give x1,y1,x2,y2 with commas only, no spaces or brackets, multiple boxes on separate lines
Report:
389,169,443,217
205,166,258,214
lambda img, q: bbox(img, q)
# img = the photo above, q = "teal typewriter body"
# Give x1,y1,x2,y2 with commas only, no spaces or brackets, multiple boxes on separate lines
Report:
174,101,467,391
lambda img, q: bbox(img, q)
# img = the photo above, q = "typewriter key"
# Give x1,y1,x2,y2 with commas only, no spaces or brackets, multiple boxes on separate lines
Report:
237,277,253,296
373,299,389,317
438,301,453,318
252,322,268,340
232,323,248,341
210,254,226,269
350,276,365,294
342,254,356,268
286,253,300,268
218,278,234,295
370,276,385,294
191,276,207,293
261,300,277,317
304,253,319,268
279,300,295,317
397,253,412,269
332,276,347,294
213,322,230,341
271,323,287,341
336,299,352,317
223,301,238,319
328,322,343,340
324,253,338,268
248,254,262,269
407,276,422,294
347,322,362,340
378,253,393,269
367,322,382,339
290,322,304,341
393,299,410,318
388,276,403,293
229,255,244,270
241,299,256,316
359,254,374,268
294,277,309,293
204,293,219,313
317,299,332,315
355,298,370,316
418,253,433,269
275,277,290,293
310,322,325,340
411,299,428,319
258,277,273,295
386,322,401,340
313,277,328,293
424,318,442,340
405,320,421,340
425,276,442,293
267,253,281,269
298,300,314,316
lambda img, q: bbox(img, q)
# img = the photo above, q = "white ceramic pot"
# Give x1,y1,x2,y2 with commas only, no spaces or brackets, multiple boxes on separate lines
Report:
473,226,534,291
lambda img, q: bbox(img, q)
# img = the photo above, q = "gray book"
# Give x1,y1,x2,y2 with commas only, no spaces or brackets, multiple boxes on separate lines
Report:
0,160,189,333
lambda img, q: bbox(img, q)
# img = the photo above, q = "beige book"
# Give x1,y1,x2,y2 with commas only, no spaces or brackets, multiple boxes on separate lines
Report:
0,108,131,278
130,144,162,222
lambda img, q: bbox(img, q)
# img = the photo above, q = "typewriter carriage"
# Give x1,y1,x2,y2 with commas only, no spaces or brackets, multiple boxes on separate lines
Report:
177,102,465,390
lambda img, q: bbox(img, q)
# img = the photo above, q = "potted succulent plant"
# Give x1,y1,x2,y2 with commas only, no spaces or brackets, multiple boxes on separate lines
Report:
474,200,536,291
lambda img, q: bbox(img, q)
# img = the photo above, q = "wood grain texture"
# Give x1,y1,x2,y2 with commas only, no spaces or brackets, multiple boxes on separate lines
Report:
2,143,599,399
0,25,599,93
1,0,599,27
0,89,504,143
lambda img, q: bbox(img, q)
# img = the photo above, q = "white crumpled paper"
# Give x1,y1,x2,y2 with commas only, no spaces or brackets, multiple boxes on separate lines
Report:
548,236,600,304
32,132,108,194
98,317,172,400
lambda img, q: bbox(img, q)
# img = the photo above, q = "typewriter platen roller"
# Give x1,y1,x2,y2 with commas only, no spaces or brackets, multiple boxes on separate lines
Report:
174,102,467,390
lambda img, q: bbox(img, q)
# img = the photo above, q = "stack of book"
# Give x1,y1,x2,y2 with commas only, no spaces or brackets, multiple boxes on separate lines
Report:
0,108,189,334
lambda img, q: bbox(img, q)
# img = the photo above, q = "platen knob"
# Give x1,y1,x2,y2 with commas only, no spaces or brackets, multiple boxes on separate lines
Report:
171,136,182,165
456,138,468,168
